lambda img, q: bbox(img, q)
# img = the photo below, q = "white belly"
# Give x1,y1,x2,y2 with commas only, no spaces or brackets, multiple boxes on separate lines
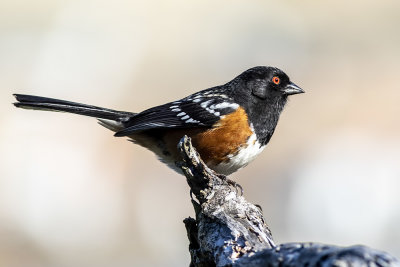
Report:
210,133,265,175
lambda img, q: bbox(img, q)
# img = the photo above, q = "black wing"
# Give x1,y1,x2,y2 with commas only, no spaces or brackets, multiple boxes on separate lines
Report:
114,89,239,136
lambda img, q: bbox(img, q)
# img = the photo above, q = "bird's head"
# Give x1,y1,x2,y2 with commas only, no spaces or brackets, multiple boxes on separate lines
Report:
229,66,304,116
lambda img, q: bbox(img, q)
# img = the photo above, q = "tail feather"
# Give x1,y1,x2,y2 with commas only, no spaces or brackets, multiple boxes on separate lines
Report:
97,118,124,132
13,94,135,122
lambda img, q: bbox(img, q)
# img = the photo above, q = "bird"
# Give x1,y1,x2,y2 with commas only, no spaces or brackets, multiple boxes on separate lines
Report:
13,66,304,176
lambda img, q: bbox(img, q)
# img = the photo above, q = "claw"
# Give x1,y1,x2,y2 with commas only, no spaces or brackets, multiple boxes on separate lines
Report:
228,179,243,196
216,174,243,196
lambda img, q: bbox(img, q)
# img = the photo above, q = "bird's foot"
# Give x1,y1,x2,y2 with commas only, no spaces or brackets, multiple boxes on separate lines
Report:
217,174,243,196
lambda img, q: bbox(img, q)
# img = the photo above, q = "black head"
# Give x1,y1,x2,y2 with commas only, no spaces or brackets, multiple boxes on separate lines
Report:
230,66,304,101
228,66,304,145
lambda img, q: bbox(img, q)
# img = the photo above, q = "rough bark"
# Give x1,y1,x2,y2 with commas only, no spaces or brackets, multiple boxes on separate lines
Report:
177,136,400,267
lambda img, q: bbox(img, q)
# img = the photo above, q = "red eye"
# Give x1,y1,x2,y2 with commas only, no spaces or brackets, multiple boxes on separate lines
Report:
272,76,280,85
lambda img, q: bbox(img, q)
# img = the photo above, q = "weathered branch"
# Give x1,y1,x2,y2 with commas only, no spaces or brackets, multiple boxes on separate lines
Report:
177,135,400,267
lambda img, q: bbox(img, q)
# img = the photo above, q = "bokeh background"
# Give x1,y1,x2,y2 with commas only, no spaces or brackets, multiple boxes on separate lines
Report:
1,0,399,266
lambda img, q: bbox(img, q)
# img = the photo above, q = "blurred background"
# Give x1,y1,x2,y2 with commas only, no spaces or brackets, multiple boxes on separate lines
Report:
1,0,399,266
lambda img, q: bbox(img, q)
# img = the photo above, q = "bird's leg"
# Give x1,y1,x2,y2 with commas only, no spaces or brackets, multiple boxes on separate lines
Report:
216,174,243,196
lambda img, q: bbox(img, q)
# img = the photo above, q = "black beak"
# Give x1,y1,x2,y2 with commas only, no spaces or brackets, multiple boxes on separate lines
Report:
282,82,304,95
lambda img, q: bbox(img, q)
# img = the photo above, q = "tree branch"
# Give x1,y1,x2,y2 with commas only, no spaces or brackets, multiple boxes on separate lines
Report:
177,135,400,267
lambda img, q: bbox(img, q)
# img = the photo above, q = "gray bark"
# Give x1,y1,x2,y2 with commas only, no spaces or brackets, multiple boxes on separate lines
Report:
177,136,400,267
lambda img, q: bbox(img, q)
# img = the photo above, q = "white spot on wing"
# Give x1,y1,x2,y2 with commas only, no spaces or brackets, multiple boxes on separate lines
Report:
214,102,239,109
177,112,186,117
181,115,189,120
185,118,199,123
200,100,212,108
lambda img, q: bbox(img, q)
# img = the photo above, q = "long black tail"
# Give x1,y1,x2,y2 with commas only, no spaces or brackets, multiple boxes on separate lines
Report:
13,94,135,122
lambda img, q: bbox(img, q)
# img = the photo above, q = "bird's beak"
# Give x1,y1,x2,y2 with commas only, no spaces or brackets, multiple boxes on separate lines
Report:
282,82,305,95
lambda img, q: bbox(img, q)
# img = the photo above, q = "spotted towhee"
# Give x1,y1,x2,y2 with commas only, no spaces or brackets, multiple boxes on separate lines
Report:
14,66,304,175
